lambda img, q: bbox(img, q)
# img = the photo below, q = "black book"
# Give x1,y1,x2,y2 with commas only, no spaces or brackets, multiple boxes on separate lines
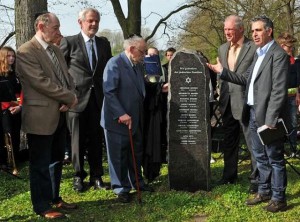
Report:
257,118,288,146
0,79,16,102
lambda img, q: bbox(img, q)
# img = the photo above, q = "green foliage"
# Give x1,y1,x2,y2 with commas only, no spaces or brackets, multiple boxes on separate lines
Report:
1,154,300,221
179,0,300,61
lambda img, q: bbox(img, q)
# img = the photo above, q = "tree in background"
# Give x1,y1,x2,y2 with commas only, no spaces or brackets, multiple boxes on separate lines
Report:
15,0,47,47
2,0,206,50
178,0,300,61
99,27,155,55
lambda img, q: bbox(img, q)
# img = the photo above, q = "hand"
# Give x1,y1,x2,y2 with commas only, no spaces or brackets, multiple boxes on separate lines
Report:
262,124,276,129
118,114,132,129
59,104,69,112
162,83,169,93
69,95,78,109
9,106,21,115
59,95,78,112
206,57,223,74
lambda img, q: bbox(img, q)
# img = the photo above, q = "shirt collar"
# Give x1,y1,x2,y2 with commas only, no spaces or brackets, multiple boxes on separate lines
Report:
230,36,244,48
124,51,135,67
34,35,49,50
256,40,274,56
81,31,95,43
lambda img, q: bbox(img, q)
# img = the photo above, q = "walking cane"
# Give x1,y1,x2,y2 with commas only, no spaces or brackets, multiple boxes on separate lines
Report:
128,128,142,204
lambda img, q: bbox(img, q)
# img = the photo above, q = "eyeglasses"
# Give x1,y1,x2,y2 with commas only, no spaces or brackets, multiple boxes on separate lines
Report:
134,47,146,55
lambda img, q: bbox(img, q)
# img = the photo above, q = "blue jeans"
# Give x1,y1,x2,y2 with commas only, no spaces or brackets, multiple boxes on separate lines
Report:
249,108,287,201
288,96,297,148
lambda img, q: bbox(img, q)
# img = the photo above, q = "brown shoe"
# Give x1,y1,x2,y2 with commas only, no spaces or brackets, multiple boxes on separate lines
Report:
54,200,78,210
40,209,65,219
263,200,287,212
246,193,271,206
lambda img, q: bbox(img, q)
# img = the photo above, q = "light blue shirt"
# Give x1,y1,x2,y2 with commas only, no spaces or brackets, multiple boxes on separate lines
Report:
247,40,274,105
81,31,98,69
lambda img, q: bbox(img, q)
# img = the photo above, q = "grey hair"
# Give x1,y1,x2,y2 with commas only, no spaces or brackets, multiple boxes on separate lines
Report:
123,35,144,50
78,8,100,21
34,13,58,31
224,15,244,29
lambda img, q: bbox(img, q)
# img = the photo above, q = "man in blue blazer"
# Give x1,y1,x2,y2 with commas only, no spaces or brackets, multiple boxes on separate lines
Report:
208,15,289,213
101,35,153,203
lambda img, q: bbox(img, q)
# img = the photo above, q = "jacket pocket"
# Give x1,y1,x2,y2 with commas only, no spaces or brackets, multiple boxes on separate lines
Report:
26,99,49,106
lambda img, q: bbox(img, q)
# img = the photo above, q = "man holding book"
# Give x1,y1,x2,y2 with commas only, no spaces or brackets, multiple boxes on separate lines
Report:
207,15,289,213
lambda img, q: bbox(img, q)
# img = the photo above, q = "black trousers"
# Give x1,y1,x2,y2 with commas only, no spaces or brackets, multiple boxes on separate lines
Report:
2,109,21,159
28,113,66,214
221,103,241,181
70,89,104,181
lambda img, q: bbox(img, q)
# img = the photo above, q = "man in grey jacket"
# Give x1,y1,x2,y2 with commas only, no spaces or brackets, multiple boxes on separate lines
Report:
208,15,289,213
217,15,257,194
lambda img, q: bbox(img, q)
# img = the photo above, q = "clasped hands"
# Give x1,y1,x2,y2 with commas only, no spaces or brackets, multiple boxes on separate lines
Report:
59,95,78,112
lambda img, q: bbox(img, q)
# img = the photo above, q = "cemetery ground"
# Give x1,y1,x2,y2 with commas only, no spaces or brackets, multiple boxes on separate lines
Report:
1,146,300,222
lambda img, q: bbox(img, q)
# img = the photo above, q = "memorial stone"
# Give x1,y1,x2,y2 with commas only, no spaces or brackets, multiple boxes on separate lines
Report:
168,49,211,191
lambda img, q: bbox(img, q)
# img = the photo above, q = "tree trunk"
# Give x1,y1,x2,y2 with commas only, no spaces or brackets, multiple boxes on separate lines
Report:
15,0,47,48
283,0,295,34
110,0,141,38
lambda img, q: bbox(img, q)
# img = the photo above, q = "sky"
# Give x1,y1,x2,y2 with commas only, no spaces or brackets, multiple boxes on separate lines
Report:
1,0,188,49
51,0,186,49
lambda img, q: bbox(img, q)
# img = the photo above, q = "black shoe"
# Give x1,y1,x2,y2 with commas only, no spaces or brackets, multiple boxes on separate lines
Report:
246,193,271,206
73,176,84,192
139,184,154,192
248,183,258,194
117,193,130,203
90,178,109,190
263,200,287,212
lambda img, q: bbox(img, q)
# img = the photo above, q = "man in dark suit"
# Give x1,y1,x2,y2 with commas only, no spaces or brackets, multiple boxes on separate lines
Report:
16,13,78,219
101,35,153,203
60,8,112,191
217,15,258,193
208,15,289,213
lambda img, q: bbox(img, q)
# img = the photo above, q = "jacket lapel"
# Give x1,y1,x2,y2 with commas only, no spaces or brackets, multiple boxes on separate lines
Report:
234,38,251,71
120,53,144,97
255,43,276,80
223,42,230,69
31,38,70,87
78,33,93,73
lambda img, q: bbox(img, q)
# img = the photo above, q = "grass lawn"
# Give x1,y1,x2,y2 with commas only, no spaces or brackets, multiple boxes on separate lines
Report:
1,149,300,222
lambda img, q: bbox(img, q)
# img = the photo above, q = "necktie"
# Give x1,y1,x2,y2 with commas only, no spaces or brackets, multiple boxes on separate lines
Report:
90,39,97,71
47,46,67,87
133,65,138,76
228,44,238,71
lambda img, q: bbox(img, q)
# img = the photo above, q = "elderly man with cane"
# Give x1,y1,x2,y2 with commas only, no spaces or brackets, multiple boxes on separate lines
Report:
101,34,153,203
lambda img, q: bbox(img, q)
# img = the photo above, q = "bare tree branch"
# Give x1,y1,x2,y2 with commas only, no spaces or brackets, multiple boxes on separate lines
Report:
0,4,14,10
0,31,15,48
145,0,209,42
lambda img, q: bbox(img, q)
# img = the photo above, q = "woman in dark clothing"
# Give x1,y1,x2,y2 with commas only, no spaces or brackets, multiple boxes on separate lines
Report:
277,33,300,153
0,46,23,168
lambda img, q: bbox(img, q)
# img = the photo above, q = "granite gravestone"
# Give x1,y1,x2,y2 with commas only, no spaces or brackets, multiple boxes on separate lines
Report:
168,49,211,191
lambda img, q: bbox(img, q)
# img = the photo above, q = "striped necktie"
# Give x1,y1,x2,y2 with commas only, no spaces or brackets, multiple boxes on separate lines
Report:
47,46,67,87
